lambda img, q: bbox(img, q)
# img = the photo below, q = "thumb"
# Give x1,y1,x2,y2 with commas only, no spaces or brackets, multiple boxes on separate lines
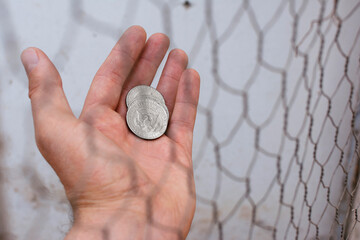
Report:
21,47,72,112
20,47,75,155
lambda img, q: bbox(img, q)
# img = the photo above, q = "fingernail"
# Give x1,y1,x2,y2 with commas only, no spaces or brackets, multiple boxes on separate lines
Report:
21,48,38,74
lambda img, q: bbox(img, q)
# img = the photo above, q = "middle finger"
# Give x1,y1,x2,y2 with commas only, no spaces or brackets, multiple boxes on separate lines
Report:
117,33,170,117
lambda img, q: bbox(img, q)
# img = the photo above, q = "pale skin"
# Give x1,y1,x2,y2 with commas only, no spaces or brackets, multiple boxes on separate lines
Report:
20,26,200,240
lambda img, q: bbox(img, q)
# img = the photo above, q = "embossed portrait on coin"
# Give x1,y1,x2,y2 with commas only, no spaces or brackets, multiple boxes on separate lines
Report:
134,110,161,132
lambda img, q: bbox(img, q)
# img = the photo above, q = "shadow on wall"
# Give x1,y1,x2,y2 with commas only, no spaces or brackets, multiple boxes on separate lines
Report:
0,137,14,240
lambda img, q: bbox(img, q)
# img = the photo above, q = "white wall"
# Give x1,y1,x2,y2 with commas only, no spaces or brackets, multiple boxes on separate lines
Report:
1,0,360,239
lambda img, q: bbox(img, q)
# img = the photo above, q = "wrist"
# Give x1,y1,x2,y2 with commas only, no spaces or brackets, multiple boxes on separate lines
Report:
65,212,146,240
65,198,147,240
64,199,184,240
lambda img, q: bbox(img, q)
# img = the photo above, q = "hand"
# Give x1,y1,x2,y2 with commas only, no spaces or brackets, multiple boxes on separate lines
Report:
20,26,200,240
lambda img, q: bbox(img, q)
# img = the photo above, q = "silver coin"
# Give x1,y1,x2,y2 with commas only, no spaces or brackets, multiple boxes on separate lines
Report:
126,85,165,108
126,98,168,140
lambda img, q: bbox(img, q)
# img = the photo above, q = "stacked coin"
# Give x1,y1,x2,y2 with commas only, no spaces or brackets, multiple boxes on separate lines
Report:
126,85,169,140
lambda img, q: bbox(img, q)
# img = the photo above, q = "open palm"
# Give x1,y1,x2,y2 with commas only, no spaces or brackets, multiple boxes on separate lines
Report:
21,26,200,240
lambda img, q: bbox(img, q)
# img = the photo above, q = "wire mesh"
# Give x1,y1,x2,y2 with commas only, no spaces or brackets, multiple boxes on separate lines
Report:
0,0,360,239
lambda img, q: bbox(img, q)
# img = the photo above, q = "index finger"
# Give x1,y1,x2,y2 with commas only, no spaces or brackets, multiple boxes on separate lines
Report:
82,26,147,111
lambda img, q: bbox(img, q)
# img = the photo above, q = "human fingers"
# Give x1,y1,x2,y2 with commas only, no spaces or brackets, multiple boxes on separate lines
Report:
156,49,188,117
166,69,200,153
82,25,146,112
117,33,170,117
